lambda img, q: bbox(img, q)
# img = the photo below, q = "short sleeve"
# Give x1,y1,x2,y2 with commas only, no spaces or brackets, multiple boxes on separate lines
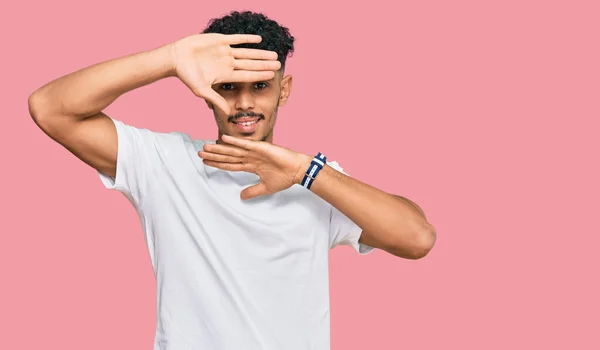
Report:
326,161,376,255
98,118,162,208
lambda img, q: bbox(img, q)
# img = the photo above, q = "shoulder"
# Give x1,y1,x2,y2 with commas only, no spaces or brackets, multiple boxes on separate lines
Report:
111,118,213,153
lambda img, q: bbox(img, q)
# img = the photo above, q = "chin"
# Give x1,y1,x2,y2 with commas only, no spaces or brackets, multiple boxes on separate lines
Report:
226,130,260,140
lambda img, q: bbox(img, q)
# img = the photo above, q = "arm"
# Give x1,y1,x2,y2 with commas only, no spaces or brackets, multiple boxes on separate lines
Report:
28,34,281,177
197,136,437,259
301,156,437,259
28,44,175,177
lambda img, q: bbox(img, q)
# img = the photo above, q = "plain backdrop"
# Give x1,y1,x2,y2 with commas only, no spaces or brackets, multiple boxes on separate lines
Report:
1,0,598,349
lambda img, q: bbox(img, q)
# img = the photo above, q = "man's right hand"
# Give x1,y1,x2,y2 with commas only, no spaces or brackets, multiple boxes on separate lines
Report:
29,33,278,179
170,33,281,115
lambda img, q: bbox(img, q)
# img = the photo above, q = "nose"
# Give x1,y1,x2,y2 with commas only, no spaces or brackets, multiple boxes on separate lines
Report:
234,89,255,111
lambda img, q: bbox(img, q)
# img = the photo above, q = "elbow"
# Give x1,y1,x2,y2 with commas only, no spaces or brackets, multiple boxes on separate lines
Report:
28,90,56,133
393,224,437,260
28,90,46,123
412,224,437,259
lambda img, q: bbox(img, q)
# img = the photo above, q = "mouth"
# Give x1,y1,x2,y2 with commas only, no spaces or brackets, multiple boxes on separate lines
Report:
230,116,263,133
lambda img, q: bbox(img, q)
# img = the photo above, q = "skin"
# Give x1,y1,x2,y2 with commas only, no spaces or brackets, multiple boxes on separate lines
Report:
207,71,292,143
28,32,437,260
199,72,437,260
200,136,436,259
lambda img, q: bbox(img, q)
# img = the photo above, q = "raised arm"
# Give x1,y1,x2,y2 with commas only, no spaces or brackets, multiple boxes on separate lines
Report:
28,33,281,177
28,45,174,177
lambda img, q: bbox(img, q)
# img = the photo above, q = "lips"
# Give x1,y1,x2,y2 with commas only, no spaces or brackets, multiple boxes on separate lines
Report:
231,117,262,133
232,117,261,126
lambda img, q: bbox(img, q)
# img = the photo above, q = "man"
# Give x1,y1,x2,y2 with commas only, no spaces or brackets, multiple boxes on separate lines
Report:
29,10,436,350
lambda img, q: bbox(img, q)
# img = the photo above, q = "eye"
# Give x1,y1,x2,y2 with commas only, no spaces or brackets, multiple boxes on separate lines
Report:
220,84,234,90
255,82,268,89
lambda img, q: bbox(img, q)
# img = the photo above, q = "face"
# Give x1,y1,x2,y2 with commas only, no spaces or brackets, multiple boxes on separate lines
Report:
207,71,292,143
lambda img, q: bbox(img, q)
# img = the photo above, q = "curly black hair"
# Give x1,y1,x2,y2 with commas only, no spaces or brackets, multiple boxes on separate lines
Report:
202,11,295,70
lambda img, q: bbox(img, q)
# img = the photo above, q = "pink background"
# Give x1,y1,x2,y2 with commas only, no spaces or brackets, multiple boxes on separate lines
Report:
1,0,599,349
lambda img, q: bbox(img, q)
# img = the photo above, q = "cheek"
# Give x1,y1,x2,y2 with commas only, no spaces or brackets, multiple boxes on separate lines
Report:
257,94,281,114
212,112,228,125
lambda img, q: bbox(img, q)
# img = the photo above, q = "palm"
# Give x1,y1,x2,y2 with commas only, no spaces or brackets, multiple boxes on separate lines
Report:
171,33,281,114
254,165,294,194
253,147,301,193
198,135,309,200
175,51,221,89
175,38,230,87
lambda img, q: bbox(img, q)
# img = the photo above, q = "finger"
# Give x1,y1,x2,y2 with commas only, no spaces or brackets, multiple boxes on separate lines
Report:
233,59,281,71
198,151,244,164
232,48,278,60
203,159,247,172
223,34,263,45
202,143,249,157
241,182,269,200
221,134,260,151
227,70,276,83
197,87,230,115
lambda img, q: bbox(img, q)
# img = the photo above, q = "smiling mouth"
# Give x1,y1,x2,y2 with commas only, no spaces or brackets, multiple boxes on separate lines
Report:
230,116,263,133
232,119,260,126
231,116,263,125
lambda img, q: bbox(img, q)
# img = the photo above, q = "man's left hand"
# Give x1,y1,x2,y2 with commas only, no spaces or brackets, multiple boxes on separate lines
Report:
198,134,312,200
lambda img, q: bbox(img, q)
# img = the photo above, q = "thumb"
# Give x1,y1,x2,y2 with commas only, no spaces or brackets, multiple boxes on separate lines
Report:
196,87,230,115
241,182,269,200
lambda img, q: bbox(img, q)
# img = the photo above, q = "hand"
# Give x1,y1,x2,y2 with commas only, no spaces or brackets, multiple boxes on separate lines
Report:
170,33,281,114
198,135,312,200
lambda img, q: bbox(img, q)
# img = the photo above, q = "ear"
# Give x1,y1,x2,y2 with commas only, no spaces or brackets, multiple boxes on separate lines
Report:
278,75,293,107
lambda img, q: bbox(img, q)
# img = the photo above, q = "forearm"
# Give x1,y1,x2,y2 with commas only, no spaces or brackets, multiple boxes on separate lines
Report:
29,43,175,120
301,155,436,258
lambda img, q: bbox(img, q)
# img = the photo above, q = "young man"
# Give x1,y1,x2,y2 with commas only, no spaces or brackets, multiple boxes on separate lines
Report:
29,10,436,350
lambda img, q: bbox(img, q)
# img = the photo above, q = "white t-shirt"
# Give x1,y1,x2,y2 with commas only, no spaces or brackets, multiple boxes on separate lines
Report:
98,118,375,350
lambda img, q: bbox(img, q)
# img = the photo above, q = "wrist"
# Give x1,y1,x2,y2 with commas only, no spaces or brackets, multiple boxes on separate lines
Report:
294,152,329,189
151,42,177,78
293,153,313,185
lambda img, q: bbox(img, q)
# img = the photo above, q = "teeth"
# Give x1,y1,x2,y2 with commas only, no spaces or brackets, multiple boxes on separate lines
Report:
237,120,258,126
